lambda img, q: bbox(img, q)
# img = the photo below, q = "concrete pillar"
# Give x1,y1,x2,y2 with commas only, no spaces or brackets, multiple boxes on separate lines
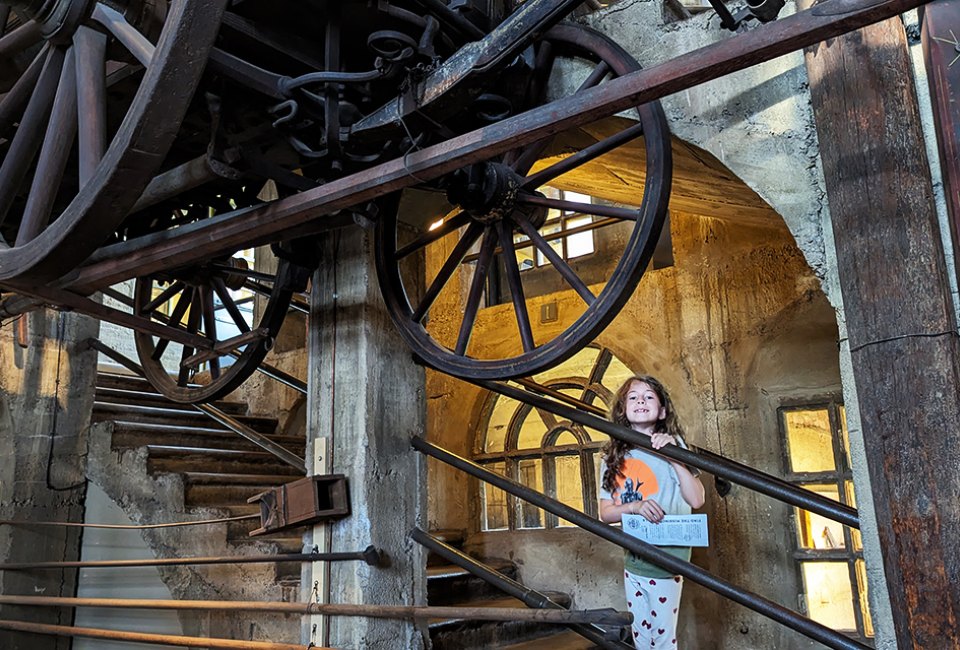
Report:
305,226,427,650
0,309,99,649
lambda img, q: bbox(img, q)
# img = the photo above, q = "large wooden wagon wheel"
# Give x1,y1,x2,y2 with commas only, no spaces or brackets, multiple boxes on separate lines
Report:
0,0,227,282
132,249,311,403
376,24,672,379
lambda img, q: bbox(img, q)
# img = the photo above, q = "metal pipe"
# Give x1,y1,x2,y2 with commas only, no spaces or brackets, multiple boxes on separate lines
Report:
0,619,323,650
0,549,376,571
228,352,307,394
0,595,630,625
411,528,632,650
412,437,869,650
476,379,859,529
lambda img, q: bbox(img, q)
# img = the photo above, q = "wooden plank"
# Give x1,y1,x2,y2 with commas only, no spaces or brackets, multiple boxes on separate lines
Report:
802,7,960,646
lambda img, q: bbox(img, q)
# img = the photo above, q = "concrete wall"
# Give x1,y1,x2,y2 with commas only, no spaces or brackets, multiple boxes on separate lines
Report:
0,309,99,649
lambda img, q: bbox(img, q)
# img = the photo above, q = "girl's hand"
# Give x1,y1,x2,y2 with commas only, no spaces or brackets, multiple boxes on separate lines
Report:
650,432,676,450
630,498,665,524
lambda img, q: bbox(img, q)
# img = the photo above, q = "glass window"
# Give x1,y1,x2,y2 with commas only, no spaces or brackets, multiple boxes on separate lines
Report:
555,455,584,527
476,346,626,531
784,409,835,473
802,562,857,632
781,401,873,641
482,462,509,531
518,459,544,529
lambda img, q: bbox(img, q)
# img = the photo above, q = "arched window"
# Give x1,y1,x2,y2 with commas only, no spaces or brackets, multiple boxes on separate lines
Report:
475,345,636,530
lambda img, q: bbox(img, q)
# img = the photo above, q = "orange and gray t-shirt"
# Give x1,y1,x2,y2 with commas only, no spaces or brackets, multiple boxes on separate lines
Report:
599,448,692,578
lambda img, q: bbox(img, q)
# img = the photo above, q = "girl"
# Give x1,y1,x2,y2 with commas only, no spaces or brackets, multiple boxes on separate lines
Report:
599,375,704,649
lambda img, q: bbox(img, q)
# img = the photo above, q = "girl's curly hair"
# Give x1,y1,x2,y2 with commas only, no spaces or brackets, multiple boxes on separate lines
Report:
601,375,684,494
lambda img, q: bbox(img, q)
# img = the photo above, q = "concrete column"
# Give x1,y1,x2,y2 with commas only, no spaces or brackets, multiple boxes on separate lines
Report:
305,226,427,650
0,309,99,649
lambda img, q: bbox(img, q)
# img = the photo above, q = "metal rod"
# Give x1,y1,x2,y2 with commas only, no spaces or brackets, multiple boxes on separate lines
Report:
0,550,374,571
0,595,630,625
228,351,307,394
411,529,631,650
412,437,869,650
0,620,325,650
477,378,859,529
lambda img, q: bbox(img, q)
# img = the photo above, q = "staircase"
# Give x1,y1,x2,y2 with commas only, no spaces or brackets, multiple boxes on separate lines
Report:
426,530,600,649
91,371,307,584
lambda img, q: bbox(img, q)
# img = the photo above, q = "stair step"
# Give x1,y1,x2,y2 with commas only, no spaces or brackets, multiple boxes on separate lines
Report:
93,403,279,433
185,483,289,508
499,630,599,649
96,387,248,415
182,472,303,486
428,592,575,650
428,559,519,606
147,446,304,476
111,421,305,454
96,373,164,393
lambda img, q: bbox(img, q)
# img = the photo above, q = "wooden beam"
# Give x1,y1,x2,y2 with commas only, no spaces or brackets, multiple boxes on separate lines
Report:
56,0,927,294
802,6,960,646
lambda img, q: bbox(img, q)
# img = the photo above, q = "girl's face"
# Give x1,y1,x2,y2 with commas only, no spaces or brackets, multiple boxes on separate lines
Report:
624,380,666,432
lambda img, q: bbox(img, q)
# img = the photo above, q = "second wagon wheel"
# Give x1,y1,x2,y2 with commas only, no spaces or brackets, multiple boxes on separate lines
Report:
132,248,311,404
0,0,227,282
375,24,672,379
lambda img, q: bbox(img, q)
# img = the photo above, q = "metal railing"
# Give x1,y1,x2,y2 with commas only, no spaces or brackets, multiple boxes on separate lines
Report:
412,436,869,650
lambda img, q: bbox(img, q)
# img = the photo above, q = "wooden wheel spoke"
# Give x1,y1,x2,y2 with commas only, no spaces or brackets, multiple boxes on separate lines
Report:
0,46,65,229
142,280,185,314
0,45,46,137
211,276,252,333
522,121,646,191
0,20,41,59
496,220,535,353
74,26,108,186
177,288,202,386
92,3,155,67
395,210,470,259
0,6,10,39
515,194,639,221
17,48,78,246
412,221,483,322
578,61,610,92
200,286,220,379
455,226,497,356
152,285,192,361
515,217,596,306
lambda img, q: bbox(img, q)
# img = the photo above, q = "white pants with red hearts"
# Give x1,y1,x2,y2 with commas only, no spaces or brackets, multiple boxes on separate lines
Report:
624,570,683,648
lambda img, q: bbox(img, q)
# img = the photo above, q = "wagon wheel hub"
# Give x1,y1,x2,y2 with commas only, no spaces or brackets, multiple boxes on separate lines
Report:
447,162,542,226
10,0,96,42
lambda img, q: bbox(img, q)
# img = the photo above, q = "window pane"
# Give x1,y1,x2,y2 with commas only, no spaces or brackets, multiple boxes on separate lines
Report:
555,455,584,527
485,396,517,452
846,481,862,551
839,405,851,469
482,462,509,531
855,559,875,637
601,357,635,401
518,459,544,529
784,409,836,473
517,409,548,449
515,243,535,271
563,191,592,207
534,347,599,382
555,430,578,446
566,215,594,258
795,484,845,550
536,223,562,266
802,562,857,632
583,425,608,443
